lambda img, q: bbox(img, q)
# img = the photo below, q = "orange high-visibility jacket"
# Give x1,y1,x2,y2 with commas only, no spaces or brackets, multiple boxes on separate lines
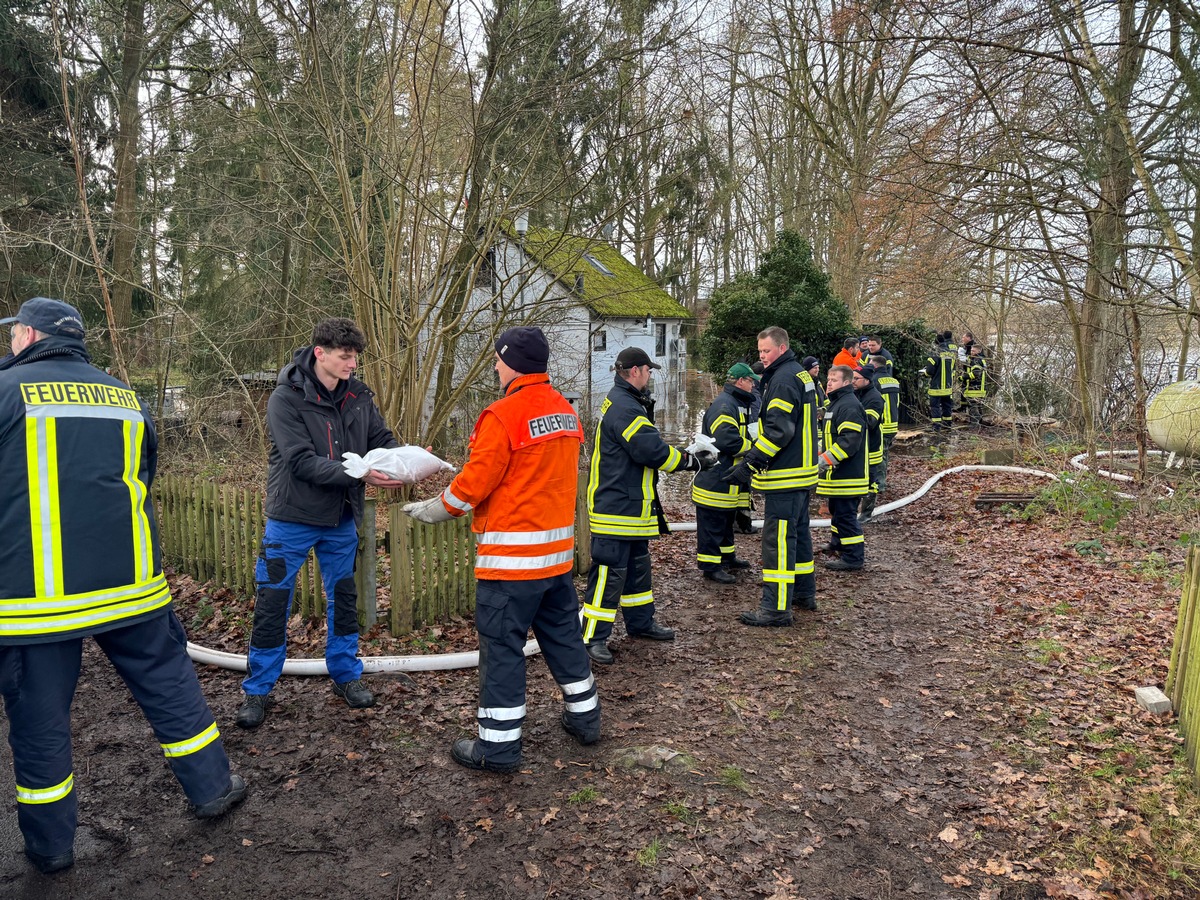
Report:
439,373,584,581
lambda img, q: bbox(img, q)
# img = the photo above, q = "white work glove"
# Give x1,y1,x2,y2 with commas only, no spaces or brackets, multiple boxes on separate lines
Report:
401,496,455,524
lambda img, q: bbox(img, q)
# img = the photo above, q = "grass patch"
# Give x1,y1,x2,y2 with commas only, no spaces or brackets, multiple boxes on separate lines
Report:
635,837,664,867
568,786,598,805
1032,637,1065,663
719,766,749,791
663,801,697,824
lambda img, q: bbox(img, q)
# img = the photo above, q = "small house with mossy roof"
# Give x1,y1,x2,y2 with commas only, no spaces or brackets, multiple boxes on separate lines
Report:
473,221,692,425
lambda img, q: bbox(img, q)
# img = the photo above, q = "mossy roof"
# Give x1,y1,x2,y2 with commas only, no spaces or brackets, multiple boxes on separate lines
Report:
501,223,691,319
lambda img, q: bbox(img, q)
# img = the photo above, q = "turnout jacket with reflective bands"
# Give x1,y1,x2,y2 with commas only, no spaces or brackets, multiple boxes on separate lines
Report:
743,349,819,491
855,382,885,466
692,383,754,509
265,347,398,529
876,372,900,437
588,376,687,539
439,373,584,580
964,356,988,399
924,340,957,396
0,336,171,644
816,384,869,497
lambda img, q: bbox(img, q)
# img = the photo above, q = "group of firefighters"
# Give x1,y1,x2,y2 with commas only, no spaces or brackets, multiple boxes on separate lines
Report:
0,298,996,868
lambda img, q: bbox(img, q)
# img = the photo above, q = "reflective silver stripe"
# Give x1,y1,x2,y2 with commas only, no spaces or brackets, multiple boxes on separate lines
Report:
560,675,594,696
479,725,521,743
565,695,599,713
0,574,169,614
476,550,574,570
478,705,526,721
16,773,73,805
125,420,151,583
442,486,472,512
23,404,144,422
30,418,57,595
477,526,574,546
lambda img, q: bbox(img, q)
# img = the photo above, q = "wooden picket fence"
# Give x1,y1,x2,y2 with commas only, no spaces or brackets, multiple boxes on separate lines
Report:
1167,545,1200,781
154,473,592,636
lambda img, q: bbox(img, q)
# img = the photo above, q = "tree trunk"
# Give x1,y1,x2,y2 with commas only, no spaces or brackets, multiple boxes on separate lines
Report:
109,0,147,337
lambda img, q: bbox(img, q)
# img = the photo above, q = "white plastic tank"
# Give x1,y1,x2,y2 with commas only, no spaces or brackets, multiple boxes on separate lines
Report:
1147,380,1200,457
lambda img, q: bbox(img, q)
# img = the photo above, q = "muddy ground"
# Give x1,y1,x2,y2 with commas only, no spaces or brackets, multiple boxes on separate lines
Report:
0,447,1181,899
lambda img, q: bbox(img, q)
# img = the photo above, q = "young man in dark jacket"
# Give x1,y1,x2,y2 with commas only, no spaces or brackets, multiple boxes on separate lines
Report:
852,364,884,523
817,365,869,571
237,318,408,728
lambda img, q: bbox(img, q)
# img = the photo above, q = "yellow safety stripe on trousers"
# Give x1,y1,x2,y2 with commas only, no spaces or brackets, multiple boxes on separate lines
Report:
16,772,74,805
775,518,789,572
773,579,790,611
122,418,154,584
719,544,736,555
161,722,220,758
928,388,952,396
621,415,655,442
0,575,172,637
620,591,654,607
964,389,986,398
697,553,723,564
692,485,743,508
762,568,794,583
766,398,794,413
840,534,865,546
793,560,815,575
26,416,64,597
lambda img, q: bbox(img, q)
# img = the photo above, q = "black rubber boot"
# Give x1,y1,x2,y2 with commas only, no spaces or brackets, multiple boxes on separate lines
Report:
738,608,793,627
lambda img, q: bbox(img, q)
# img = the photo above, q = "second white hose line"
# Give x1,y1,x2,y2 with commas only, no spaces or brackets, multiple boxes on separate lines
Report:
185,458,1142,675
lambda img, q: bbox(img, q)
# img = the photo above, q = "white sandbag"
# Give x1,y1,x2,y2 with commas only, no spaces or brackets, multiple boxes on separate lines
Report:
684,433,718,456
342,446,456,482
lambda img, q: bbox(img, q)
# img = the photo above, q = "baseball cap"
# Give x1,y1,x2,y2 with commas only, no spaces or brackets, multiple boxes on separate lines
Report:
0,297,86,339
615,347,661,370
727,362,760,382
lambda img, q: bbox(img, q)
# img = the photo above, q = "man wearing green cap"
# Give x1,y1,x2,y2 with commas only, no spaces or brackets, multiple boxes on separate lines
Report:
692,363,760,584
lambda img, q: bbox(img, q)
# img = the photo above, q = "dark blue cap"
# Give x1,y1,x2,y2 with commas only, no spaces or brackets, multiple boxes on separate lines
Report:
0,297,85,338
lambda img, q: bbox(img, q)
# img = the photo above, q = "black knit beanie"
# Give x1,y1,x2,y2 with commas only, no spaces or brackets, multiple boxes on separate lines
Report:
495,326,549,374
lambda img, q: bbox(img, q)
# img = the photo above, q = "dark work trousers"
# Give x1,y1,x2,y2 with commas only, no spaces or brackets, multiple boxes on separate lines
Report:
473,574,599,766
581,538,656,644
0,611,233,858
828,497,865,565
760,490,814,612
695,505,737,571
243,510,361,696
877,434,895,494
929,394,954,430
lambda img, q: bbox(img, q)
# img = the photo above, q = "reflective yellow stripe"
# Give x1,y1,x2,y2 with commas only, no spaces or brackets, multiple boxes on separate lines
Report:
0,576,172,637
123,419,153,584
620,591,654,607
712,415,740,432
841,534,865,546
754,437,781,456
162,722,219,758
662,446,682,471
698,553,723,564
839,422,862,433
622,416,654,442
794,560,815,575
27,416,64,596
16,773,73,805
692,485,743,508
766,398,794,413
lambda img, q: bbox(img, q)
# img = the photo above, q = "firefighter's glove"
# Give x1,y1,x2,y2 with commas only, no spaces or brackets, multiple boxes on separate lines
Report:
402,496,455,524
693,448,718,470
677,450,706,472
722,459,756,486
817,452,835,477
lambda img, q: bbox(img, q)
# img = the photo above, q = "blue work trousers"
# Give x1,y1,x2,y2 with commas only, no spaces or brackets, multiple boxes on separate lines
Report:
243,512,362,696
0,611,232,859
473,573,600,767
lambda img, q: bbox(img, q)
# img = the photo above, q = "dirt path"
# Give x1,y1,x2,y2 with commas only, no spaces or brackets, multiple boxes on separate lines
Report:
0,461,1160,899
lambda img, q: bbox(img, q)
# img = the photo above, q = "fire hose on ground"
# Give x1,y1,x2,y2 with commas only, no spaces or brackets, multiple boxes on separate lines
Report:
184,457,1156,675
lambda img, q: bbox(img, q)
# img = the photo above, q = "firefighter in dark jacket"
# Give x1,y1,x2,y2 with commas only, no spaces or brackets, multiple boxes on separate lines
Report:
964,343,988,426
852,364,885,523
870,354,900,497
922,330,957,432
693,363,759,584
725,327,820,626
237,318,409,729
582,347,713,665
817,365,869,571
0,298,246,875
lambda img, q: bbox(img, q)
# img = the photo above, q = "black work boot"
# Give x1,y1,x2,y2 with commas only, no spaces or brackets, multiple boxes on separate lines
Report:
797,596,818,611
858,495,877,524
235,694,268,729
24,848,74,875
585,641,614,665
703,568,737,585
724,556,752,570
630,620,675,641
332,678,375,709
824,558,863,571
561,713,601,746
450,738,521,774
739,608,793,627
194,774,248,819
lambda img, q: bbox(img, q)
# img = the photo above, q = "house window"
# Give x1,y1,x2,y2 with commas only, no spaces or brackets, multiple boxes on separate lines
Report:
593,329,607,351
478,248,496,291
583,253,614,276
655,323,667,357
